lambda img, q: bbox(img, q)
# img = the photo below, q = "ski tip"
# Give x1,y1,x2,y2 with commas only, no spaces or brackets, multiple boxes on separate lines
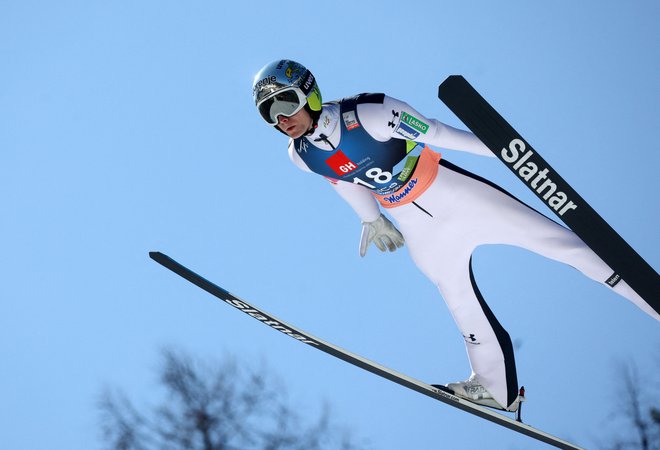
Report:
149,251,166,262
439,74,466,85
438,75,469,97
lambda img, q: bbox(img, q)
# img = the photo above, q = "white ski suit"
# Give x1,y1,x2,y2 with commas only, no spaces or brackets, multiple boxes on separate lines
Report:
287,93,659,409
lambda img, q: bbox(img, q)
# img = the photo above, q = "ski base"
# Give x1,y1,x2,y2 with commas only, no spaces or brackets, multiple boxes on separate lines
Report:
150,251,584,450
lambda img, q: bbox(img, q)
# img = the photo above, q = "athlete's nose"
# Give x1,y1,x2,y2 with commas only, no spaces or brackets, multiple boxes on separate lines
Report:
278,115,289,125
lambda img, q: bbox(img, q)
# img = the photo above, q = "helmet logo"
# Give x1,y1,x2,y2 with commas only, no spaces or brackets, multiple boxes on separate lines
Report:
303,73,314,90
253,75,277,97
284,62,302,82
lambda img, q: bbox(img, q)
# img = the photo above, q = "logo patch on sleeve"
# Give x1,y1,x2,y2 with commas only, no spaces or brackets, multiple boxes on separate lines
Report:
325,150,358,176
389,110,427,139
401,112,429,134
394,122,420,140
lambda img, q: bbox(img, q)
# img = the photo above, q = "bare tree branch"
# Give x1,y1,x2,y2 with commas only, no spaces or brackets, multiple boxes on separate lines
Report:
597,359,660,450
98,348,366,450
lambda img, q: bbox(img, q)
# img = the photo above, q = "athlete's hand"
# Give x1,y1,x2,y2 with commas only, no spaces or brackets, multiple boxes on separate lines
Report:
359,214,405,257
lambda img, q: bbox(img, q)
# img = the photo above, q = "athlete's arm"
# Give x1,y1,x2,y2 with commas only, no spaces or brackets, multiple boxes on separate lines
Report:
288,140,381,222
331,179,381,222
358,95,495,158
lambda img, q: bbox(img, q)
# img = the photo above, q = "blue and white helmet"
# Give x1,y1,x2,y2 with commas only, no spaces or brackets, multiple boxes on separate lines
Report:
252,60,322,126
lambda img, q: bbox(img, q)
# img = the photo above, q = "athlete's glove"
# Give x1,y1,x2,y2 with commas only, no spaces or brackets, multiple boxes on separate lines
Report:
359,214,405,257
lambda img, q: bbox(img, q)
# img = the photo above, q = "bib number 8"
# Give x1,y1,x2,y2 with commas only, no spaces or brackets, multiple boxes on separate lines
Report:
366,167,392,183
353,167,393,188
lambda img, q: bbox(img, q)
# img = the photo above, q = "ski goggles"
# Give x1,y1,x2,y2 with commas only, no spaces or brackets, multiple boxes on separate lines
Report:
257,87,307,125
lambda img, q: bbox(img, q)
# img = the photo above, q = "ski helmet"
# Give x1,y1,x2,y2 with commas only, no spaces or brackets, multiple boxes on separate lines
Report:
252,60,322,126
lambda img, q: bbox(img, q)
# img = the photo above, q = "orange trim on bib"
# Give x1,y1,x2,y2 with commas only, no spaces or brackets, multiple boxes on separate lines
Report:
374,146,441,208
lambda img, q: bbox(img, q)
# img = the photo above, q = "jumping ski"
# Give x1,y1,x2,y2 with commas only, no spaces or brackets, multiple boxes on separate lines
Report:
438,76,660,314
150,251,584,449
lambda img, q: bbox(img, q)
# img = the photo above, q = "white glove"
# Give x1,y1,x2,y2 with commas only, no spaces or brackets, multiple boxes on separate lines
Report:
359,214,405,257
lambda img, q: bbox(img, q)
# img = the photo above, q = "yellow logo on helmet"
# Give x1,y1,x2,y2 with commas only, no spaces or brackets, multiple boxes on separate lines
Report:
284,63,302,82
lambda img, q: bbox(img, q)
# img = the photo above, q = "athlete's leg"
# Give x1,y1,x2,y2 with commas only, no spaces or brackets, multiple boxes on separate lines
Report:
436,160,659,321
389,176,519,408
436,254,520,409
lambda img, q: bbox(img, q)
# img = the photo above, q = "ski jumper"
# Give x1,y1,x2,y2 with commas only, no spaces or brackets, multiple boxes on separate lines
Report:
288,93,660,409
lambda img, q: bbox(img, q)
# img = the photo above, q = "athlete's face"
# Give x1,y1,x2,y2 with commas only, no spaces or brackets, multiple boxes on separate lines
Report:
277,108,313,139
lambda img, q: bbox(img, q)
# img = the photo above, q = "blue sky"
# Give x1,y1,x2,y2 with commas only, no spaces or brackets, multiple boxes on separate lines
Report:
1,1,658,449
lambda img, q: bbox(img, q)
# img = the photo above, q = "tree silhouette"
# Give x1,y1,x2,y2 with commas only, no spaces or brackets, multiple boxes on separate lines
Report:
98,348,366,450
598,359,660,450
